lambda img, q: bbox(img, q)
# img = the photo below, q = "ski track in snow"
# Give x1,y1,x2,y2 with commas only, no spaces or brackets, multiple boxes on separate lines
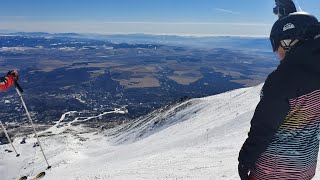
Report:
1,84,320,180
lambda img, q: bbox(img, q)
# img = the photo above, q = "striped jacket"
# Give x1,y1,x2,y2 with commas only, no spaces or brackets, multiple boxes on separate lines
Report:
239,37,320,179
0,75,14,92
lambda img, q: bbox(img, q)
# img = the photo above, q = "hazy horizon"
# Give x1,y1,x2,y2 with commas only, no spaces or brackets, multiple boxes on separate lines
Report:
0,0,319,37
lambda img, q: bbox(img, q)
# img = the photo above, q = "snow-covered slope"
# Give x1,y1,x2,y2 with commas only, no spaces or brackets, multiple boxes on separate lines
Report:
1,84,320,180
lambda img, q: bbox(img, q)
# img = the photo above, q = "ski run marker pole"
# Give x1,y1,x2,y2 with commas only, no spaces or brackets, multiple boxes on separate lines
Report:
0,121,20,157
14,81,51,169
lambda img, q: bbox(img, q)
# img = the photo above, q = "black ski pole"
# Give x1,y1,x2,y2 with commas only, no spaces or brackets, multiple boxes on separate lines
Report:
14,81,23,93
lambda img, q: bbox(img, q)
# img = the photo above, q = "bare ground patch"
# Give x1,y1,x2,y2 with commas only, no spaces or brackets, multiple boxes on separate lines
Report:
167,70,203,85
117,76,160,89
36,60,71,72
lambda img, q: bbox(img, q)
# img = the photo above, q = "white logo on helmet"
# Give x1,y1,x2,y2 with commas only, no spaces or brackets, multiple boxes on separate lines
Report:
283,23,295,32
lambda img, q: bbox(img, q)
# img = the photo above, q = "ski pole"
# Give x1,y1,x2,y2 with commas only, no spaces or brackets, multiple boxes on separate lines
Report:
14,81,23,93
0,121,20,157
14,81,51,169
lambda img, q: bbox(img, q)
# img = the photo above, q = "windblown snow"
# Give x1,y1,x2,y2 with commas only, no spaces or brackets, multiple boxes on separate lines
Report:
1,84,320,180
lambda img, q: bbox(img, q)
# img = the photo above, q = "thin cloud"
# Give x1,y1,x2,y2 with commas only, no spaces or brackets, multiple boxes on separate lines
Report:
0,20,271,37
0,16,29,20
214,8,240,14
101,21,270,26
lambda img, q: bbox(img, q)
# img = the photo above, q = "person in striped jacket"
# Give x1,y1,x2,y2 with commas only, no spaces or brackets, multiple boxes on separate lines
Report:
0,70,19,92
238,12,320,179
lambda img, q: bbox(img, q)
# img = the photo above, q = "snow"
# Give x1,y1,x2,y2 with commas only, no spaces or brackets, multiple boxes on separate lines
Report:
75,96,86,104
0,47,37,52
59,47,76,51
1,84,320,180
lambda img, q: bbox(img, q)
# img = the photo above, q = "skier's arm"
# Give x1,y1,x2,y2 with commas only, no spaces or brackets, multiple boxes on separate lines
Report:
0,76,14,92
238,69,291,170
0,70,19,92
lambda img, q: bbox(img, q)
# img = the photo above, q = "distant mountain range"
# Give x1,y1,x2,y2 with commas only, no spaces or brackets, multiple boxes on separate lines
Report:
0,31,272,50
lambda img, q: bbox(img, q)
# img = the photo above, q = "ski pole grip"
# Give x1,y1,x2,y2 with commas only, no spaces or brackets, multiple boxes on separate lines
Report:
14,81,24,93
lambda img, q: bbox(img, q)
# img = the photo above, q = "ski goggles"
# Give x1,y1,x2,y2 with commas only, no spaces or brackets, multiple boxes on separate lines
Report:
273,5,283,17
273,1,297,18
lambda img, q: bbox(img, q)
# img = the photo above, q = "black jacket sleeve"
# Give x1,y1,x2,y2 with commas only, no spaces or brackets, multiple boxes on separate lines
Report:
0,76,7,83
238,68,292,169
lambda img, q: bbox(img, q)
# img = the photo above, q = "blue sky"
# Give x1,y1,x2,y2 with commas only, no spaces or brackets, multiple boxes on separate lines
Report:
0,0,319,36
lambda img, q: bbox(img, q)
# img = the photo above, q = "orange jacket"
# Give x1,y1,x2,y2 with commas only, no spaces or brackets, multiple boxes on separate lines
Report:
0,76,14,92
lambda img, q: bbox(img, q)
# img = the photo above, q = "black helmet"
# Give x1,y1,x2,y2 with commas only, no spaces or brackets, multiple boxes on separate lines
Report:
270,12,320,52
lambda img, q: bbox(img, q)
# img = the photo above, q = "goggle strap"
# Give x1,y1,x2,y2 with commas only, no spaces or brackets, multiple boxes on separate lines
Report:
280,39,299,51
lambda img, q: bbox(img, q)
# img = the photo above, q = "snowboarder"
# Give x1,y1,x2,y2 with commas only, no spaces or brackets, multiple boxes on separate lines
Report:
0,70,19,92
238,12,320,180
